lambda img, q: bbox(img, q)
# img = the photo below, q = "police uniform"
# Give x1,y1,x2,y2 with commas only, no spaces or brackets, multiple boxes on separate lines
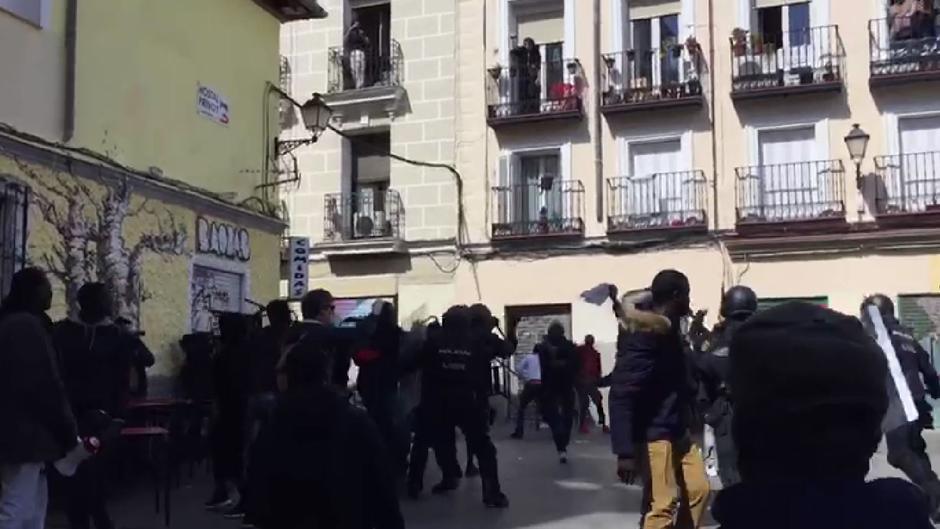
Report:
416,308,508,508
697,285,757,489
698,319,743,488
884,321,940,513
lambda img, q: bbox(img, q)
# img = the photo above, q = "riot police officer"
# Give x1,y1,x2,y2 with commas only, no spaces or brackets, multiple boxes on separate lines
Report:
866,294,940,520
418,305,509,508
698,285,758,488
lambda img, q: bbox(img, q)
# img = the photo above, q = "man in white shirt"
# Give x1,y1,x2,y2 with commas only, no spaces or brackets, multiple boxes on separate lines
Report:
510,348,543,439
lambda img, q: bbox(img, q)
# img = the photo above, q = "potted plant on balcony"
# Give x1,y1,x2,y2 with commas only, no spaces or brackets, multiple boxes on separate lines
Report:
540,174,555,191
732,28,748,56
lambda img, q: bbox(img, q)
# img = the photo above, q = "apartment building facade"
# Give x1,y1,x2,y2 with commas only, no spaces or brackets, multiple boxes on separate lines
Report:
282,0,940,358
0,0,324,380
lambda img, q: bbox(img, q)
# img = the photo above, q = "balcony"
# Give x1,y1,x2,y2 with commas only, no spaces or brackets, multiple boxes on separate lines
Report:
321,190,405,255
875,151,940,227
486,58,585,128
601,43,705,114
730,26,845,100
607,171,708,234
491,180,585,240
252,0,327,21
735,160,847,234
870,16,940,86
322,40,406,119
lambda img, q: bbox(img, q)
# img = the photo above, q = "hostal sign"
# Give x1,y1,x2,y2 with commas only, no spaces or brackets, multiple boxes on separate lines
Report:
196,217,250,261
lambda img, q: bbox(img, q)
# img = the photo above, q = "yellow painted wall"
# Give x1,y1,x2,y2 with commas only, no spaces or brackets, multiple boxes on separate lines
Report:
72,0,280,202
0,2,66,139
0,151,282,377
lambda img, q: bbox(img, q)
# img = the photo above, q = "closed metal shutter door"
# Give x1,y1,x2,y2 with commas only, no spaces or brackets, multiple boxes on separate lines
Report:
757,296,828,311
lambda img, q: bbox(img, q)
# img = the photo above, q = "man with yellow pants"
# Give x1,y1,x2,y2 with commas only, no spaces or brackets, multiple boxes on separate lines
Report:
607,271,710,529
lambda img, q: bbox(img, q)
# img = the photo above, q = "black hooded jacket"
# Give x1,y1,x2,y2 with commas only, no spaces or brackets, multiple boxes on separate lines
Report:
54,318,136,417
713,478,933,529
0,310,77,463
248,387,404,529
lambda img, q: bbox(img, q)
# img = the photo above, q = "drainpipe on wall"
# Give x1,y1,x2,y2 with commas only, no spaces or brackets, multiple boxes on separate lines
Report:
593,0,603,223
707,0,719,232
63,0,78,142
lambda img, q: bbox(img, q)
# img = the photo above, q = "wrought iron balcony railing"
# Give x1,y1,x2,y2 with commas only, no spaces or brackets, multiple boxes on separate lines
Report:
327,40,403,93
876,151,940,215
735,160,846,225
730,25,845,98
491,180,584,239
323,189,402,242
607,171,707,233
601,44,705,112
486,58,584,125
869,16,940,84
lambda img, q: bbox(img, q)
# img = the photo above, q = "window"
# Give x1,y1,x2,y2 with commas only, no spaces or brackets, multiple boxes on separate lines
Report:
343,1,392,90
0,0,48,28
630,7,681,88
0,180,28,299
515,152,563,224
900,115,940,157
349,132,391,239
897,115,940,211
190,265,245,333
758,126,819,218
624,139,698,225
755,1,810,49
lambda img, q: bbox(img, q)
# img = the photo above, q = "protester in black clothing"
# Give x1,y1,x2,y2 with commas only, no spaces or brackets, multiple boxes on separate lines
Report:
0,268,78,529
865,294,940,521
713,302,933,529
248,328,404,529
407,317,463,498
354,300,409,476
536,322,580,463
418,305,509,508
114,317,155,399
234,300,293,523
697,285,758,489
282,289,354,394
205,313,252,512
54,282,136,529
464,304,512,476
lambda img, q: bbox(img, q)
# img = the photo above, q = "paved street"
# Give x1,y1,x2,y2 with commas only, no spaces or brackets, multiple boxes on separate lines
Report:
73,424,939,529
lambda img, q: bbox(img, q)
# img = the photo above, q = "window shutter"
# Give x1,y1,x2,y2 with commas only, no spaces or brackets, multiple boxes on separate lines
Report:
516,10,565,45
630,0,682,19
899,295,940,340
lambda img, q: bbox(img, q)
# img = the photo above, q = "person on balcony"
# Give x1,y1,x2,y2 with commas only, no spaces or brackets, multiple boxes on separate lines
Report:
344,17,371,90
513,37,542,114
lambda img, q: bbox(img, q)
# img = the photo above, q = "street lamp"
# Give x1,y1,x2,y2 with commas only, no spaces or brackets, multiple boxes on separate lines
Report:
844,123,870,189
276,93,334,155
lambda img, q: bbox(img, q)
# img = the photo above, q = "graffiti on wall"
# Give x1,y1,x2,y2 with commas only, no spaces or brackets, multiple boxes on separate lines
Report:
14,158,188,322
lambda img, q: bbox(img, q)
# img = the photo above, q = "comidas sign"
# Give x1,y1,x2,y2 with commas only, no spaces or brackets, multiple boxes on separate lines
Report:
196,217,250,261
288,237,310,300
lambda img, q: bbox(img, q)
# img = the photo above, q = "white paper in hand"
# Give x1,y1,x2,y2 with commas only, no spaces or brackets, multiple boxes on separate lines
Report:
581,283,612,306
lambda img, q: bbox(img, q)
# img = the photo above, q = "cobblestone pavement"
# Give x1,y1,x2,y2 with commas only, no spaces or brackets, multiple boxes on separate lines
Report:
57,426,939,529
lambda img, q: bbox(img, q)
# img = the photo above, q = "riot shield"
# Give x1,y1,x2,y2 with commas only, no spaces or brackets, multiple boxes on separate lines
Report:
860,302,920,432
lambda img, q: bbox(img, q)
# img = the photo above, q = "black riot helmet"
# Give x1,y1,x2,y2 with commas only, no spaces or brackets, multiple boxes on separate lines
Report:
864,294,896,320
720,285,758,320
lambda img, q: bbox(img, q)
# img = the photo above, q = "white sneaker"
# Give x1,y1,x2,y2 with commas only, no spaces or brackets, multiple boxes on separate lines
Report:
559,451,568,464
